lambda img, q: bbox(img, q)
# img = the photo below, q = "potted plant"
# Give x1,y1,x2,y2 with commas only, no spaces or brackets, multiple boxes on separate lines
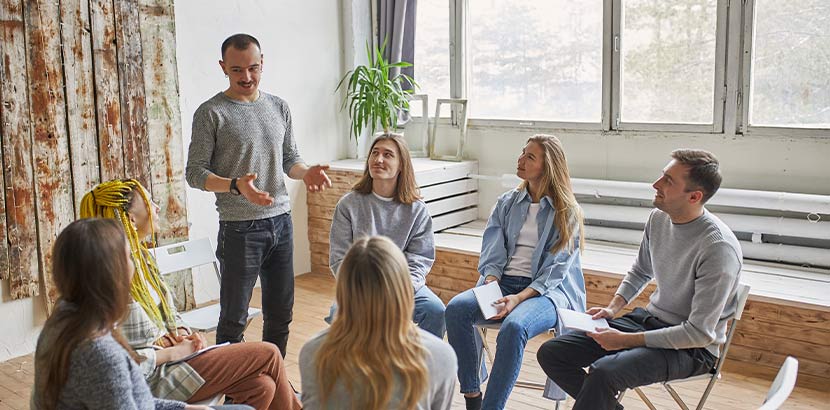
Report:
336,40,418,156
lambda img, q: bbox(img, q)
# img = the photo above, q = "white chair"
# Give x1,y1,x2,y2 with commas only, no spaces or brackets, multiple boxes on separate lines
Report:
758,356,798,410
620,282,752,410
151,237,262,333
477,323,566,409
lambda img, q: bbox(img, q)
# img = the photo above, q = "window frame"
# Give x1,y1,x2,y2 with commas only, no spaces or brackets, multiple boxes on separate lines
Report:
432,0,830,136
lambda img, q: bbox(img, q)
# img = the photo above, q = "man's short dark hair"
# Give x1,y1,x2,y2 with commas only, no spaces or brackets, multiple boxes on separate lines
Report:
221,34,261,59
671,148,722,204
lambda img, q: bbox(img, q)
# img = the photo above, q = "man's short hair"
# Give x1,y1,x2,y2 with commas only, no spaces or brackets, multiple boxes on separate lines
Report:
221,34,261,58
671,149,722,204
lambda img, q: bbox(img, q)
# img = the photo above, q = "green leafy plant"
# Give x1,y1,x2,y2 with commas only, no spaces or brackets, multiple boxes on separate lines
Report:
336,40,418,143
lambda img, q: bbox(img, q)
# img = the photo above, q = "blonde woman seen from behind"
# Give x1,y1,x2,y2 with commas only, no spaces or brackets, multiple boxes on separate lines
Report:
300,236,457,410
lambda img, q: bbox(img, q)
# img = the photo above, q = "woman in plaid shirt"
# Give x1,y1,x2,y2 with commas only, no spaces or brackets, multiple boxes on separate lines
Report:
80,179,301,410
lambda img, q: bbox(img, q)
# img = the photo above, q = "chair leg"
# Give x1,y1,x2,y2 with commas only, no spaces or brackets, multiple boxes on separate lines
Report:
663,383,691,410
634,387,659,410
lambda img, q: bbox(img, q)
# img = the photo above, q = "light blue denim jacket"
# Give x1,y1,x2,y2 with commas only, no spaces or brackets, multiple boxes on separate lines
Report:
479,188,587,324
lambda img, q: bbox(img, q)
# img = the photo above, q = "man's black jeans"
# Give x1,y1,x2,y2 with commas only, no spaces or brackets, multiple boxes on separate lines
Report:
537,308,716,410
216,213,294,356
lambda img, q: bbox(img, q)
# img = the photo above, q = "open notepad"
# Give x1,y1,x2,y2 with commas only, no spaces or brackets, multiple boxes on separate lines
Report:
168,341,229,365
557,308,610,333
472,281,504,319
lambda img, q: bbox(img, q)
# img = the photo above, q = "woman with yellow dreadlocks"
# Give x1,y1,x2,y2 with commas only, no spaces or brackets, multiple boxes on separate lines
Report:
80,179,301,410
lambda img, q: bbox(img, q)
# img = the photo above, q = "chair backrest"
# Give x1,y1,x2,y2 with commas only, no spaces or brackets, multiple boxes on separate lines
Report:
733,282,751,321
150,238,219,280
758,356,798,410
712,282,751,374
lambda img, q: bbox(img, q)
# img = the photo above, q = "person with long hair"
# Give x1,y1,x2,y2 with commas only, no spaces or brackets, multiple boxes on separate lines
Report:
79,179,301,410
445,135,586,410
32,219,252,409
300,236,457,409
327,133,445,337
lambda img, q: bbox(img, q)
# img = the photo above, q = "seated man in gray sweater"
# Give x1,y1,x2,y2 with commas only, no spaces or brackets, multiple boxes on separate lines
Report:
328,133,445,337
536,149,743,410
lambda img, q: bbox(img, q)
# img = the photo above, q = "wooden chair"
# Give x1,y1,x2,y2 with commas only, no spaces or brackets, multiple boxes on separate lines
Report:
619,283,751,410
151,237,262,333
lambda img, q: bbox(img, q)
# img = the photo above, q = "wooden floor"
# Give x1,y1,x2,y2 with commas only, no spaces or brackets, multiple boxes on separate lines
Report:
2,271,827,409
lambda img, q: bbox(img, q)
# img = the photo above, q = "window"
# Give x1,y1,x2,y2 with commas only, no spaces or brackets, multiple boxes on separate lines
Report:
411,0,829,135
620,0,718,124
746,0,830,129
413,0,451,118
468,0,603,122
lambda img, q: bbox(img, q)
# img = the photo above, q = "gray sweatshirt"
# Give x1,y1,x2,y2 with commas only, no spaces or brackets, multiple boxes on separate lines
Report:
329,191,434,292
299,328,457,410
32,332,185,410
185,91,304,221
616,209,742,356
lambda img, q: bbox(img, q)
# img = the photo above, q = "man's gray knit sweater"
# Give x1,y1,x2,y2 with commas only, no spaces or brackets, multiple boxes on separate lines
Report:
329,191,434,292
616,209,742,356
186,91,304,221
33,333,185,410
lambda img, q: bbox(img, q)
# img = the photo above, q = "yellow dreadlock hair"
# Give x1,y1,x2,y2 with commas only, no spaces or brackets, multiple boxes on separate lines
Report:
79,179,177,333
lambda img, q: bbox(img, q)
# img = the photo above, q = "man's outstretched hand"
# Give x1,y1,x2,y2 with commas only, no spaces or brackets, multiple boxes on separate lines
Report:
303,164,332,193
238,173,275,206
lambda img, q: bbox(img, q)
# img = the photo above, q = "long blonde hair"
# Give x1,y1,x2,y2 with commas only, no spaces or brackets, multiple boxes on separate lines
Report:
315,236,428,409
78,179,177,332
352,133,420,204
520,135,585,254
35,219,139,409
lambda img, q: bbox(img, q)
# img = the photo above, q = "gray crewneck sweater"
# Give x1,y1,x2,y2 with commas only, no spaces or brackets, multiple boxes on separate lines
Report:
32,332,185,410
329,191,434,292
186,91,304,221
617,209,742,356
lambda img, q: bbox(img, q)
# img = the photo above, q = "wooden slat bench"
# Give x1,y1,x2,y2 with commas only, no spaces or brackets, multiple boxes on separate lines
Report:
431,220,830,391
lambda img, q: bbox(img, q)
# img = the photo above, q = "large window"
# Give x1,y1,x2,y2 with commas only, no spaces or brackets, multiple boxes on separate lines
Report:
468,0,603,122
411,0,829,135
413,0,451,118
620,0,718,124
746,0,830,129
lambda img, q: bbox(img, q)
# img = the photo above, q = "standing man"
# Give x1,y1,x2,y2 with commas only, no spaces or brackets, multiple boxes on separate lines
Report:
186,34,331,355
536,149,743,410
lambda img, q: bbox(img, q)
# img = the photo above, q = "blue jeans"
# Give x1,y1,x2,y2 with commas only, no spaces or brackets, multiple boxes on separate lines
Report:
216,214,294,355
326,285,447,338
445,275,558,410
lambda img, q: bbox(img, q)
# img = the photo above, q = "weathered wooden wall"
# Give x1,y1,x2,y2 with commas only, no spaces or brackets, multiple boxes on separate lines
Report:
0,0,191,312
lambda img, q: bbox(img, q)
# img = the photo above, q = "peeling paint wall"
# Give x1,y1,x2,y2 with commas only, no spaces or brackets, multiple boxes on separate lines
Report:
0,0,189,362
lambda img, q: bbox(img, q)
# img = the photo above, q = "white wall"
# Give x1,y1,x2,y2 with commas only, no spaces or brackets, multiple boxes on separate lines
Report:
0,281,46,362
175,1,350,303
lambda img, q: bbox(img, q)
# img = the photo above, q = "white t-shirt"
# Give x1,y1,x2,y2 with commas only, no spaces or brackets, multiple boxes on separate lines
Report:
504,203,539,278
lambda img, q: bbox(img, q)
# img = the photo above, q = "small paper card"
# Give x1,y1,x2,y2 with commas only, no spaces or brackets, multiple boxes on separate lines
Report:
168,341,229,365
472,281,504,319
557,308,610,333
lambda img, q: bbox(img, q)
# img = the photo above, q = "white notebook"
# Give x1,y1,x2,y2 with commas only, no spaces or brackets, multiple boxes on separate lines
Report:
472,281,504,319
557,308,610,333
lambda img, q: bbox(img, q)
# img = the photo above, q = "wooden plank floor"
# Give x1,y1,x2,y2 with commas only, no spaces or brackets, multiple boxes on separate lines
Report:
1,271,827,409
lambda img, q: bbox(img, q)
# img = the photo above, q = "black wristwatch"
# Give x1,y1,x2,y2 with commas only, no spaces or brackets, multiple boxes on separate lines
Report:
229,177,241,195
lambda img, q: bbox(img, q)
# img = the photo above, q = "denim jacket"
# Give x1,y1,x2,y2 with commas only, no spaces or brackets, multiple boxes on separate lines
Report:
479,188,587,322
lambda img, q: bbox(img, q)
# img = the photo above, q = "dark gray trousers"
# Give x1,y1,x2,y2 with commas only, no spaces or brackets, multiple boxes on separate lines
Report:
536,308,716,410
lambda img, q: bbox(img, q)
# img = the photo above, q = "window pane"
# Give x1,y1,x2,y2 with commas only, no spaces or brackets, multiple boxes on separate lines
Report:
468,0,603,122
749,0,830,128
621,0,717,124
413,0,451,118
